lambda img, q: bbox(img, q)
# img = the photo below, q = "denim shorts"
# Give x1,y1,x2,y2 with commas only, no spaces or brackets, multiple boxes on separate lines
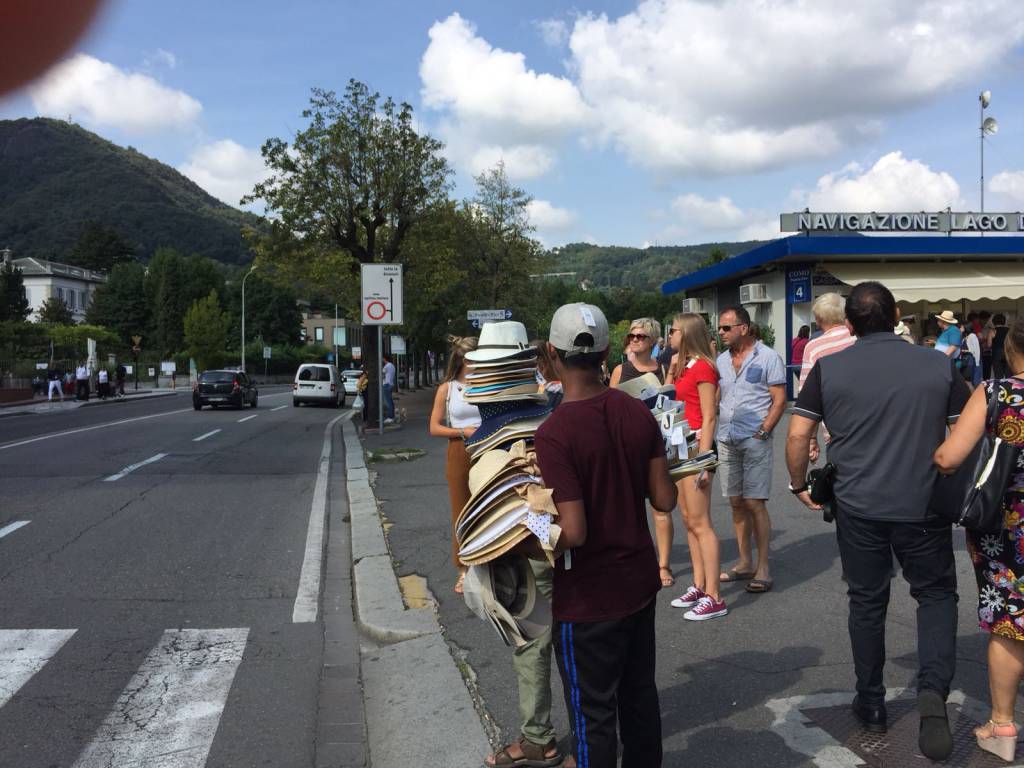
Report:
718,437,773,500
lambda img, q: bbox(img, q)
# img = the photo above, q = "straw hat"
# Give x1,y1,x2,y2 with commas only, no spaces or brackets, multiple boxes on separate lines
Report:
462,555,551,647
935,310,959,325
465,321,533,362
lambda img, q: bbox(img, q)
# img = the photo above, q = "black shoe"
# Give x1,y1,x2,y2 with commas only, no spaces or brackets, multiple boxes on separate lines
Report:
918,689,952,761
852,695,888,733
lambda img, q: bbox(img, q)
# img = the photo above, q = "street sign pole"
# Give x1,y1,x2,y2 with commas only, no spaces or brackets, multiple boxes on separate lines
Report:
360,263,404,431
377,327,384,431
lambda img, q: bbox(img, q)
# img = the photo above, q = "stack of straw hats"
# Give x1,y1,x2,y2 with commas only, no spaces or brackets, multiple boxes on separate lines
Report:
457,321,560,567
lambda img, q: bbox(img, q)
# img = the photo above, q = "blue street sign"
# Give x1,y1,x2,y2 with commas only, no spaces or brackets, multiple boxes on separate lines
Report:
786,266,812,304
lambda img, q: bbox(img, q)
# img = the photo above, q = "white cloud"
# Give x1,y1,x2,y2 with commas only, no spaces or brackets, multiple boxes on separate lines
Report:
671,194,744,229
661,193,778,243
420,13,589,179
178,140,269,207
527,199,576,230
990,171,1024,205
536,18,569,48
567,0,1024,174
807,151,961,210
29,53,201,133
147,49,178,69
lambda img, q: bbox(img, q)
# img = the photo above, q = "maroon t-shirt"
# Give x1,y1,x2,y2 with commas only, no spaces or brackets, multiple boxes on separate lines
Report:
535,387,663,622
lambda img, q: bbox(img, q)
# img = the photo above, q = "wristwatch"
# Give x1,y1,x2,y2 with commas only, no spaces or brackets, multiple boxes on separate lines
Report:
788,482,808,495
755,428,771,440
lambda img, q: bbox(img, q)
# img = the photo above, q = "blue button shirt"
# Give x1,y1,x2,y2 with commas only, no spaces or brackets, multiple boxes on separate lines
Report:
716,341,786,442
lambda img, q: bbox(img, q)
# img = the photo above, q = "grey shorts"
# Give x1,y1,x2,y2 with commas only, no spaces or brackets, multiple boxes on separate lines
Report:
718,437,773,500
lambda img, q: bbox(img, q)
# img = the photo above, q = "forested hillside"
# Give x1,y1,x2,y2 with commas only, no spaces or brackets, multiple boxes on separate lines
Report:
0,118,263,264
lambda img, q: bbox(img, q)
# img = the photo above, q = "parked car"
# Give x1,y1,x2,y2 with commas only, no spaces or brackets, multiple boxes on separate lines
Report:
193,370,258,410
293,363,344,407
340,369,362,396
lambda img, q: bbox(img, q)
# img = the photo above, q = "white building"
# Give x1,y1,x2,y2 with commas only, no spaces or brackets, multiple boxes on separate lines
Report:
8,254,107,323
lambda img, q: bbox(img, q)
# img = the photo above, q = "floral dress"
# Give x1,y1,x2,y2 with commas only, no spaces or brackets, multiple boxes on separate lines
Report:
967,378,1024,640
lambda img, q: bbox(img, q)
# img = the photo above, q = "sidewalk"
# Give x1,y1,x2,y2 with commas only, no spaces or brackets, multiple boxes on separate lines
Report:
0,389,178,416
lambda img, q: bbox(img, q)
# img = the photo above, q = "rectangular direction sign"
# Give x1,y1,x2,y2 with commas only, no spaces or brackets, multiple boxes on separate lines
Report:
360,264,404,326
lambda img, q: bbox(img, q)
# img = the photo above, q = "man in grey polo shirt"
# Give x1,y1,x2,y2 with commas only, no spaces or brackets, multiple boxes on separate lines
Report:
786,281,970,762
716,306,787,594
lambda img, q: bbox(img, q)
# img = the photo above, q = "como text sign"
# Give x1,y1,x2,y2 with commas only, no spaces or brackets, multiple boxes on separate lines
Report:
780,211,1024,234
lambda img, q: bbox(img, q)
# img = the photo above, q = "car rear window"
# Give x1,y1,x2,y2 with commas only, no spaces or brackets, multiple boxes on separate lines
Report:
342,371,361,379
298,366,331,382
201,372,235,383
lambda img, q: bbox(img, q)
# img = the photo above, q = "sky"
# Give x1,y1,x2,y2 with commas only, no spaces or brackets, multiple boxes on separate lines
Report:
4,0,1024,250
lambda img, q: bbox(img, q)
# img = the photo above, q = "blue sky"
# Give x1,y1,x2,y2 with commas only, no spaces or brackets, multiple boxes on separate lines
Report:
4,0,1024,249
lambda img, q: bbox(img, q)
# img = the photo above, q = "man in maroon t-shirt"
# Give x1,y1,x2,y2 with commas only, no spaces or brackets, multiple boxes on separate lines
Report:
535,302,677,768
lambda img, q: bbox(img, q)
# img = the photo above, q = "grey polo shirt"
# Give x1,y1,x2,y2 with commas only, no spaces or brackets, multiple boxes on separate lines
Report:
793,333,970,522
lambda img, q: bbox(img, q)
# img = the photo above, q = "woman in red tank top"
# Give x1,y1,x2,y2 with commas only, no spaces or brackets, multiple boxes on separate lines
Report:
667,313,728,620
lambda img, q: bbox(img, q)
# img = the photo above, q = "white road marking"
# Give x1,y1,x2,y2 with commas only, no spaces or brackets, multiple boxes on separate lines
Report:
237,414,257,423
0,520,30,540
73,627,248,768
103,453,168,482
0,408,193,451
292,411,349,623
0,629,77,708
271,405,287,412
192,429,221,442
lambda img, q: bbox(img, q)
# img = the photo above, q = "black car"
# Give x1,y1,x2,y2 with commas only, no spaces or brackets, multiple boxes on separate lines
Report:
193,370,258,410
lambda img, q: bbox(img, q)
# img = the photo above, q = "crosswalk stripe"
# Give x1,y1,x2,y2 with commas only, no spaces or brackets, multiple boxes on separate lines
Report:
73,627,249,768
0,629,77,709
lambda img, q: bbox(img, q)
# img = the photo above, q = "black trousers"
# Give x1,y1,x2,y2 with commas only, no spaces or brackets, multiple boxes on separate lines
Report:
554,598,661,768
835,506,958,705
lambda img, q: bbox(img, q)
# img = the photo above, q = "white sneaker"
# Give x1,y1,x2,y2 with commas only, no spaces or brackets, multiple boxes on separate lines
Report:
684,596,728,621
383,418,395,424
670,585,706,609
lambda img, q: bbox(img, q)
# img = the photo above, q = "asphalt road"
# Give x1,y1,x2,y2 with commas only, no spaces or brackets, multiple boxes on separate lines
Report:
367,387,999,768
0,387,348,767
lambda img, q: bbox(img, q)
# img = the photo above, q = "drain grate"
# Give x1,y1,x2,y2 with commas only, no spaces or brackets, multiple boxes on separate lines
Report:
802,699,1020,767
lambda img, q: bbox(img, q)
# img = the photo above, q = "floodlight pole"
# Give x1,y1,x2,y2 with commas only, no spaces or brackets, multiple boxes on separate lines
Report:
241,266,256,372
980,95,986,214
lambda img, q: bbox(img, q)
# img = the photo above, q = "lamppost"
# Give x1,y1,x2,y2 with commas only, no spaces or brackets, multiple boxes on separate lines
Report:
241,265,256,372
980,90,998,213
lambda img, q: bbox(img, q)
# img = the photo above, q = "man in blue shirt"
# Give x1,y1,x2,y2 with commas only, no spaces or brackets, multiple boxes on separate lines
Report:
382,354,396,423
933,310,961,359
715,307,787,594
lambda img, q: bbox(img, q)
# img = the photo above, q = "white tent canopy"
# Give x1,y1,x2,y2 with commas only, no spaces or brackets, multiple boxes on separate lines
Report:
823,262,1024,303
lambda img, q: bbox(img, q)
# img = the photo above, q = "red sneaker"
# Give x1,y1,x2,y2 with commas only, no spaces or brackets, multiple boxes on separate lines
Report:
684,596,728,621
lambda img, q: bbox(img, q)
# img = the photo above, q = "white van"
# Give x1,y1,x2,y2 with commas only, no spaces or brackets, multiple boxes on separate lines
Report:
293,364,344,407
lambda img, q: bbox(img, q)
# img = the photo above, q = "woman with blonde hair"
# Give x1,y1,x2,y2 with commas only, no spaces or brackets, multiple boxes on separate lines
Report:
668,312,728,620
610,316,666,386
428,335,481,594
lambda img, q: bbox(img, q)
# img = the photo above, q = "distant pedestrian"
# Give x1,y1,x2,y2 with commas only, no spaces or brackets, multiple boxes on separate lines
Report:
961,321,982,389
427,335,480,594
535,302,677,768
97,368,109,399
790,325,810,389
894,321,915,343
934,310,962,359
979,310,994,378
47,367,64,401
75,361,91,401
715,306,786,594
382,354,396,423
788,281,970,761
115,363,127,396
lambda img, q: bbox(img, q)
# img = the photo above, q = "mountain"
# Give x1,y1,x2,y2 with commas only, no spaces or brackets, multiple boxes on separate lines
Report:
545,241,764,293
0,118,264,264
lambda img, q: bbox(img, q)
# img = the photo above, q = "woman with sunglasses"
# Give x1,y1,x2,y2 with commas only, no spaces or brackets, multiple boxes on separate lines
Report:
667,313,728,620
610,317,675,588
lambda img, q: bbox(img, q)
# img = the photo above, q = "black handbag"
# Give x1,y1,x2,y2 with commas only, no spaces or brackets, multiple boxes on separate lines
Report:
930,383,1021,533
807,462,837,523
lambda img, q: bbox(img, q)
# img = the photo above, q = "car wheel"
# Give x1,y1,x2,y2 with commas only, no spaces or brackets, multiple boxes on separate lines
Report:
251,394,258,408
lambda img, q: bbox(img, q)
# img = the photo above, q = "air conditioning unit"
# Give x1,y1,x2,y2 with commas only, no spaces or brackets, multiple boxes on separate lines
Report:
740,283,770,303
681,298,708,314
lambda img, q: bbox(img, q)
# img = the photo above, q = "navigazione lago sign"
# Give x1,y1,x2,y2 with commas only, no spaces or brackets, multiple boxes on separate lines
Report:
780,211,1024,233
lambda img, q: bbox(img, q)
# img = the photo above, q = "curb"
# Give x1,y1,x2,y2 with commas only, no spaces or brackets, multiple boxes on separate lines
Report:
0,391,177,416
341,419,491,767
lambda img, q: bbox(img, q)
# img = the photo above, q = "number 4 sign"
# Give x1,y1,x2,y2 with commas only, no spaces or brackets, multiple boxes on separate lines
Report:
787,266,812,304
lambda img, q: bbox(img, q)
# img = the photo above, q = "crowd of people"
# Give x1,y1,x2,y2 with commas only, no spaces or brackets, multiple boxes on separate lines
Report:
34,361,128,402
423,287,1024,767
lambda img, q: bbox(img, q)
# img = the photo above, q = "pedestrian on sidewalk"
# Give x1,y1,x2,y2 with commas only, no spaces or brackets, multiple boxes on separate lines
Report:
787,281,969,762
715,306,786,594
115,363,127,396
535,302,677,768
46,367,64,401
97,367,109,399
428,335,480,595
382,354,396,423
75,361,91,401
667,312,727,621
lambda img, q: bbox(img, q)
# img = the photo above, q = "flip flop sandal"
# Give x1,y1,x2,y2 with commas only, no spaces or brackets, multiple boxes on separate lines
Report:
485,736,563,768
720,568,756,583
745,579,773,593
660,566,676,587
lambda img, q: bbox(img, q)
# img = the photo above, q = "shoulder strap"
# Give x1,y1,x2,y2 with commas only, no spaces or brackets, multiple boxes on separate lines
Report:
985,381,1003,429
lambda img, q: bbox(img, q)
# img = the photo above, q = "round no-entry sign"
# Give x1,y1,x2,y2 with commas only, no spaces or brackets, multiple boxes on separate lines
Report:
366,300,387,321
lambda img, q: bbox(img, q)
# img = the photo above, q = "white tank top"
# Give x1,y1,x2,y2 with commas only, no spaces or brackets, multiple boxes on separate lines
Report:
447,381,481,429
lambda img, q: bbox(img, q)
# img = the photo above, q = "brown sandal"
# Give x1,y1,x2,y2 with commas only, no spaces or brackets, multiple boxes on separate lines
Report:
485,736,562,767
659,566,675,588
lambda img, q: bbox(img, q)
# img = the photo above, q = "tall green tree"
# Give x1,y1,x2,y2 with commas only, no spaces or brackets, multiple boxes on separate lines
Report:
0,260,30,321
37,296,73,324
144,248,225,355
85,261,149,344
223,272,302,347
67,221,135,272
184,290,228,371
245,80,451,424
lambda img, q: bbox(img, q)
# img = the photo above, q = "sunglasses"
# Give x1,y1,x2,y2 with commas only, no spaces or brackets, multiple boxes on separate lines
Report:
718,323,746,332
626,333,649,342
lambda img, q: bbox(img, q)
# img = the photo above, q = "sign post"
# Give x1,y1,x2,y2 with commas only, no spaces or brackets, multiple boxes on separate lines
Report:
132,335,142,390
263,345,271,378
361,264,404,429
